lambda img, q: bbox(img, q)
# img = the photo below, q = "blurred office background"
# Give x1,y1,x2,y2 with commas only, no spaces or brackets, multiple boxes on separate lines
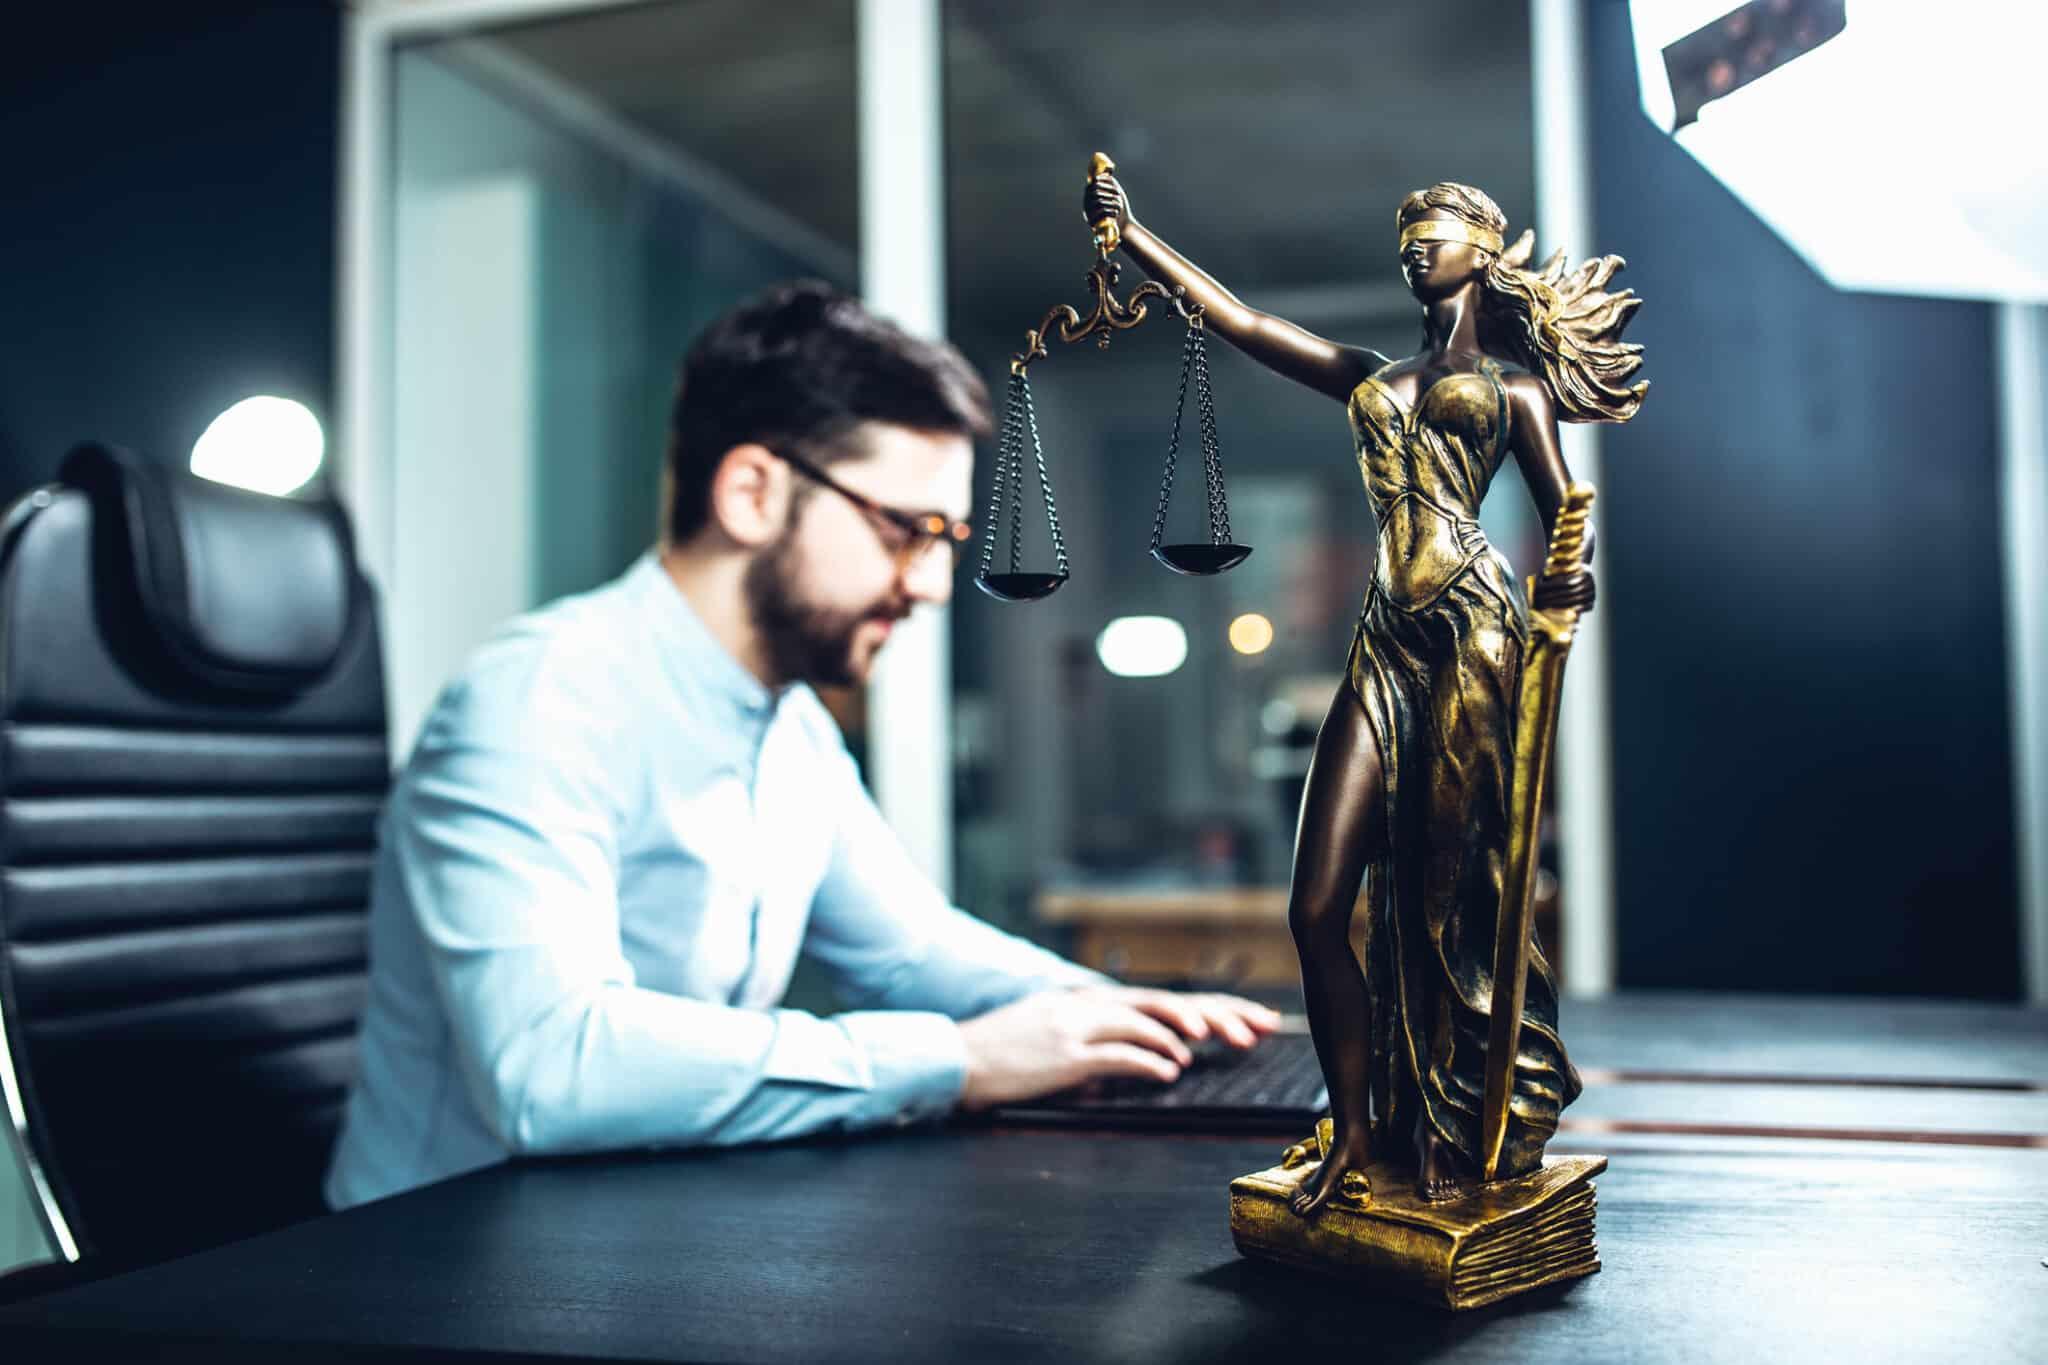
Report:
3,0,2043,1272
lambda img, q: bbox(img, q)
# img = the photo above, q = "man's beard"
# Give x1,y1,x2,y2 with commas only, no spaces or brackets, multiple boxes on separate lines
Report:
742,530,904,688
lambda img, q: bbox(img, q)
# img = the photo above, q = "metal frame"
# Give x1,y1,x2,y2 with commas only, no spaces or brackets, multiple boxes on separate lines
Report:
0,978,80,1265
0,489,84,1265
1532,0,1617,996
857,0,953,891
1998,303,2048,1004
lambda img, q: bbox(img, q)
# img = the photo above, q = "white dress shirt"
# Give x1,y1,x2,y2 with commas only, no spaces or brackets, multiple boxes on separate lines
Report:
325,551,1096,1209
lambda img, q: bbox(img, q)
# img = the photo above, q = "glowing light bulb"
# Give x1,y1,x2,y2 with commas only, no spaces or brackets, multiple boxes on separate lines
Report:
191,396,324,495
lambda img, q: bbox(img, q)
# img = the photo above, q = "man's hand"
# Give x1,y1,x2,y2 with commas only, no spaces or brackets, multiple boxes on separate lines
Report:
956,985,1284,1110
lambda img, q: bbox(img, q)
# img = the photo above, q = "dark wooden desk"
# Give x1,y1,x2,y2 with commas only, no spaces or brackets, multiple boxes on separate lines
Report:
3,996,2045,1363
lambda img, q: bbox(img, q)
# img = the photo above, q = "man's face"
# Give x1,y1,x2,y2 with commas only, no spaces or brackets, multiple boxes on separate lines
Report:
743,422,973,688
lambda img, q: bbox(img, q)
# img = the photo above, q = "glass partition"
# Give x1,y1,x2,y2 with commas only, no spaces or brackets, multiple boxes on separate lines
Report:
944,0,1542,980
385,0,860,753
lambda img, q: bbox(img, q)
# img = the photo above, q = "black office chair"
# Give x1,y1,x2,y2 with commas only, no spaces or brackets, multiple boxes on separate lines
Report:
0,443,389,1296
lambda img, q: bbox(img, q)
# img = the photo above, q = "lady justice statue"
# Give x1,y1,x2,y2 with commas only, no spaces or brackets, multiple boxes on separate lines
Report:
1081,164,1646,1229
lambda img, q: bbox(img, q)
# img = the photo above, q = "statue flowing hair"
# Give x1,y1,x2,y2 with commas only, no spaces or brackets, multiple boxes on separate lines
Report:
1398,183,1647,424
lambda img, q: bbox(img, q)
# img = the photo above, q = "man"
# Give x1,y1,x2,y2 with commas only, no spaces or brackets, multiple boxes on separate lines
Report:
326,281,1280,1209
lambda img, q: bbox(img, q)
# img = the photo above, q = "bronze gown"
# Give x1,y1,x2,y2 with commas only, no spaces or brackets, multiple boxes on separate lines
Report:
1342,356,1582,1179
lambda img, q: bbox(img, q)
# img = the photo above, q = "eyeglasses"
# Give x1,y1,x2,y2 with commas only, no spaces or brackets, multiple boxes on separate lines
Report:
773,449,973,568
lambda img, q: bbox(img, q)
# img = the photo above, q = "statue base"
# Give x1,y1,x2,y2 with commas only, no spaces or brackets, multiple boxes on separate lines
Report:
1229,1125,1607,1311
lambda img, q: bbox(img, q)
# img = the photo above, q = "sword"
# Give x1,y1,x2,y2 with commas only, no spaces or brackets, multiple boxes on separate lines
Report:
1478,482,1596,1183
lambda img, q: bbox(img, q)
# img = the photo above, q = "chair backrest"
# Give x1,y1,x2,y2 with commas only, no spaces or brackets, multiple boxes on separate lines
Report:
0,443,388,1267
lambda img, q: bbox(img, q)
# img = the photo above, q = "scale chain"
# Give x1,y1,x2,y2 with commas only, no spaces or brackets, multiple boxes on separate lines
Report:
999,374,1017,573
1006,373,1027,575
1151,321,1198,551
1192,324,1232,546
980,371,1019,579
1019,368,1070,576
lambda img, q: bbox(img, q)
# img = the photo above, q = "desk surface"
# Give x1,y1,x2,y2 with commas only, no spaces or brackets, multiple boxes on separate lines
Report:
4,994,2045,1364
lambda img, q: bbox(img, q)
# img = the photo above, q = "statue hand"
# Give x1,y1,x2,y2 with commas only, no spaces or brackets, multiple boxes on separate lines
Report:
1532,568,1595,613
1083,170,1130,238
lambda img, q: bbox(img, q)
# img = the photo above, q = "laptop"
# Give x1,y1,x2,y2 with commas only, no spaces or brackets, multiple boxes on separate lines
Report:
987,1016,1329,1132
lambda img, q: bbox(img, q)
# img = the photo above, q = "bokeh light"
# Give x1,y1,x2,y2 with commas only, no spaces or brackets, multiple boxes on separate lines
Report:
1096,616,1188,678
1228,612,1275,655
191,396,324,495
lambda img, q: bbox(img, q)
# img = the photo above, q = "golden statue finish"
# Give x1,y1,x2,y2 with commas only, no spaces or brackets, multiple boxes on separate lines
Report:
1079,157,1646,1307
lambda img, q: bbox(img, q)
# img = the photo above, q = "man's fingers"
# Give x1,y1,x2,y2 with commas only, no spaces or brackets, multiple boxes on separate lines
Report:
1235,997,1286,1031
1196,995,1283,1048
1103,987,1285,1049
1083,1041,1181,1086
1121,990,1210,1041
1088,1005,1194,1067
1203,1001,1257,1048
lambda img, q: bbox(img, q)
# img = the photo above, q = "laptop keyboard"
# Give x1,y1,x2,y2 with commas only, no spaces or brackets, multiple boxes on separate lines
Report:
1066,1031,1328,1114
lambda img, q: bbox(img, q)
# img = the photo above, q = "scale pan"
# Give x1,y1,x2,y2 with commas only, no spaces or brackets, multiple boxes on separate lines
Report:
1151,544,1252,576
976,571,1069,602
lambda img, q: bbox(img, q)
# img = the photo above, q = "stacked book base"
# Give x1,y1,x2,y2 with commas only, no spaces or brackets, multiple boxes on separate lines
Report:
1229,1151,1607,1311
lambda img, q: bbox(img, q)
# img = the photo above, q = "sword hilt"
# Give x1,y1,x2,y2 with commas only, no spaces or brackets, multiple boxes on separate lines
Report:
1540,483,1596,579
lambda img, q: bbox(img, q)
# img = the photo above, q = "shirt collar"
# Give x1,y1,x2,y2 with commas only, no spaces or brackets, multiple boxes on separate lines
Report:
630,550,779,721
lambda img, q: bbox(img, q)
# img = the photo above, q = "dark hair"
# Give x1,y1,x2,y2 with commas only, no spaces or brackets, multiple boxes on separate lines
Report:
665,280,992,540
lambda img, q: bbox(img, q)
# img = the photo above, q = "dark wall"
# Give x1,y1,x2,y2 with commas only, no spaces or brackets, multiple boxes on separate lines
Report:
1,6,340,500
1588,3,2018,996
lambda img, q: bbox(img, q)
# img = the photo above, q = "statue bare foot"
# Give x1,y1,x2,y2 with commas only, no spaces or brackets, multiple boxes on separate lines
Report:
1289,1126,1372,1218
1414,1113,1466,1203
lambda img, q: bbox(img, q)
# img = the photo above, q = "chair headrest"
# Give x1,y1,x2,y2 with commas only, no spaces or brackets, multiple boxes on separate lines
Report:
57,443,360,695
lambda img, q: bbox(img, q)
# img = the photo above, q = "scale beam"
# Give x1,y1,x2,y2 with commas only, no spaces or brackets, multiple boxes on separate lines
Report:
975,152,1254,603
